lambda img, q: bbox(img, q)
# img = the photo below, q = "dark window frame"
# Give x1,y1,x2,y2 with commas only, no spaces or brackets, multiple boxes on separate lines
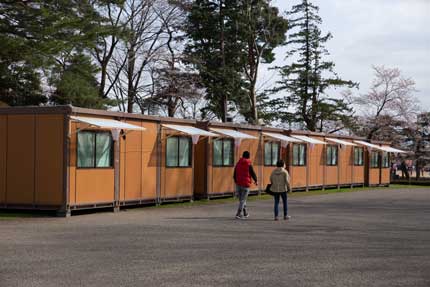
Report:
212,138,234,167
354,147,364,166
292,143,307,166
77,130,114,169
370,151,380,168
165,136,192,168
264,141,280,166
326,145,338,166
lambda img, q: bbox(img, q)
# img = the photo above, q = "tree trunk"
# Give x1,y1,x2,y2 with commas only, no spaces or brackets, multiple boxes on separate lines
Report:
99,62,107,99
220,0,227,122
127,45,136,113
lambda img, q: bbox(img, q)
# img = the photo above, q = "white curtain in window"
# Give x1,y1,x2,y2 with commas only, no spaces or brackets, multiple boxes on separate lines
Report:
223,140,233,165
179,137,190,167
272,143,279,165
213,140,223,166
77,132,95,168
264,142,272,165
299,145,305,166
96,133,112,167
166,137,179,167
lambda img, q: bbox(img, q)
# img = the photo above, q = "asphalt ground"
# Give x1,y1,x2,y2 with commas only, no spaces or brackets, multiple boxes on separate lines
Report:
0,187,429,287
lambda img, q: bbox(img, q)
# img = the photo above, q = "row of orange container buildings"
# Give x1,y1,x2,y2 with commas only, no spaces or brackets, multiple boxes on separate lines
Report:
0,106,404,216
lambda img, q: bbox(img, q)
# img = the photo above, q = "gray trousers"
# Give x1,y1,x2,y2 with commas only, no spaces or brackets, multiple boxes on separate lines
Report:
236,185,250,213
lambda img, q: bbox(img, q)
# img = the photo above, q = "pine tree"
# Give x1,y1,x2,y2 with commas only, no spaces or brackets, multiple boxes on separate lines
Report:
185,0,246,122
274,0,357,131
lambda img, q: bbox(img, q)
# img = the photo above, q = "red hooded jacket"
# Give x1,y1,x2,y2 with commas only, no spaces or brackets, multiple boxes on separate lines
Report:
234,158,257,188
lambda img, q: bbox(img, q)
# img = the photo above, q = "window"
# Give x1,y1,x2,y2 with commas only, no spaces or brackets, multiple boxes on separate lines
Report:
354,147,364,166
77,131,113,168
166,136,192,167
381,152,389,168
370,151,379,168
213,138,234,166
264,142,280,166
326,145,338,166
292,144,306,166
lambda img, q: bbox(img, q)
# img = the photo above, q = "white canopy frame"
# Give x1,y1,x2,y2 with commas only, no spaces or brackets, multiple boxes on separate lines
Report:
262,132,302,148
162,124,217,144
353,140,383,151
210,128,257,147
291,135,326,145
325,137,357,147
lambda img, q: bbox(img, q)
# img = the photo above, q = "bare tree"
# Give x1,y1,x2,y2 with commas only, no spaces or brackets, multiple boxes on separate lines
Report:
92,2,127,100
353,65,419,140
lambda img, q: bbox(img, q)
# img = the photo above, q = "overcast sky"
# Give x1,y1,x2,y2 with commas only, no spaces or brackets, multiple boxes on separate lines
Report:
263,0,430,111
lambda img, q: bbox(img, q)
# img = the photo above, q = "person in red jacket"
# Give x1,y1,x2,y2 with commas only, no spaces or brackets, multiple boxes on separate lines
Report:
233,151,258,219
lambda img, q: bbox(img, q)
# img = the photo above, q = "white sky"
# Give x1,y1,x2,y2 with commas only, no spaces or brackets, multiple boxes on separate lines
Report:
261,0,430,111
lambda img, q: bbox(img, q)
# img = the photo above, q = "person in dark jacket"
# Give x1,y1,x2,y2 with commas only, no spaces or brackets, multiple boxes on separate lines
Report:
270,159,291,221
233,151,258,219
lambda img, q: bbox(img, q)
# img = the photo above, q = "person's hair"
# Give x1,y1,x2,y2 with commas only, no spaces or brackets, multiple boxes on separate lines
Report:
276,159,285,168
242,151,250,159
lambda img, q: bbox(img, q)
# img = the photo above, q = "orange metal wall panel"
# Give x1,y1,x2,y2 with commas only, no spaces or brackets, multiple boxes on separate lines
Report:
368,169,380,185
339,146,353,184
119,128,126,201
75,169,114,204
123,120,143,201
6,115,35,205
211,167,235,194
309,142,324,186
325,166,338,185
68,122,77,205
0,116,6,204
290,166,306,188
353,166,365,184
381,168,390,184
163,168,193,198
69,166,76,205
35,115,64,206
141,122,158,200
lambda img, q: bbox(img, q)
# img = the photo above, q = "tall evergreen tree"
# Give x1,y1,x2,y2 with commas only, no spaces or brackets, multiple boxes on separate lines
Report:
273,0,357,131
184,0,287,123
185,0,245,122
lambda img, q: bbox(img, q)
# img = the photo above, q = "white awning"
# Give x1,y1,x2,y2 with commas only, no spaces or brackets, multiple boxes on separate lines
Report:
325,138,357,146
262,132,302,142
71,116,145,131
162,124,217,137
209,128,257,139
379,146,408,153
290,135,326,145
353,140,383,150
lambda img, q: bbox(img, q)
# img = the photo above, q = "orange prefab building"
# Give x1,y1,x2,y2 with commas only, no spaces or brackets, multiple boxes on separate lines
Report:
285,132,368,190
0,106,215,215
0,106,399,216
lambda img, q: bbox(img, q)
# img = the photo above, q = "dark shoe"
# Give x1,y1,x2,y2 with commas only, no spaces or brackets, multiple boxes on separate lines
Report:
243,208,249,218
284,215,291,220
274,217,279,221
